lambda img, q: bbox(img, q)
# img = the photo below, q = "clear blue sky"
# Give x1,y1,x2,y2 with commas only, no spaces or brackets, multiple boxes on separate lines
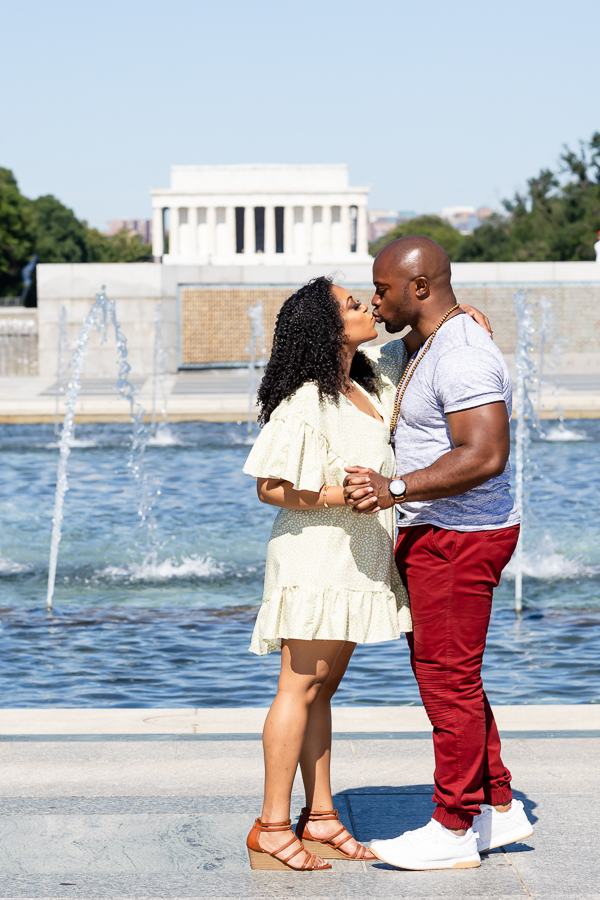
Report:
2,0,599,228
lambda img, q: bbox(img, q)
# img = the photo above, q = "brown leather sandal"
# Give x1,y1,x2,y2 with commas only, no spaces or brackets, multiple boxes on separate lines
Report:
247,817,332,870
296,808,376,860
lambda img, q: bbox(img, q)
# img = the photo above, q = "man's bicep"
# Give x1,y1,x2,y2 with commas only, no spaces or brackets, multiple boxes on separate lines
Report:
447,401,510,453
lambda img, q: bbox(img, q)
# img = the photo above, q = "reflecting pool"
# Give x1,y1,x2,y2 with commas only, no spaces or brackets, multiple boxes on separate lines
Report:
0,420,598,706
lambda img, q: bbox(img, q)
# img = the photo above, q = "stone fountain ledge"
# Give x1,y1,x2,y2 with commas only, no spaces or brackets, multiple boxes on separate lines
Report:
0,705,598,736
0,372,599,423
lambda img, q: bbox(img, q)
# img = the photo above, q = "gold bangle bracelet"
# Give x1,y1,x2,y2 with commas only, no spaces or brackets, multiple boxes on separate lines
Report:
323,486,329,509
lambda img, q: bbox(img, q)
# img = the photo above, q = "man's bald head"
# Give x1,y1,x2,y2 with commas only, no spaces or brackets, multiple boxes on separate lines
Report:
375,236,451,287
371,235,457,334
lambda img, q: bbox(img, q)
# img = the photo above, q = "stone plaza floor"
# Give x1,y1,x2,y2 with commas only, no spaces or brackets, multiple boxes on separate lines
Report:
0,707,598,899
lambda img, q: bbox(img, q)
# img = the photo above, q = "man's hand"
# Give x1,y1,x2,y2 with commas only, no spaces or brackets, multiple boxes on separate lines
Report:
343,466,395,514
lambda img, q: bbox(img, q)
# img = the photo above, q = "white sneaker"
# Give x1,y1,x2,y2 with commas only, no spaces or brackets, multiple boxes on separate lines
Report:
369,819,481,870
473,799,534,852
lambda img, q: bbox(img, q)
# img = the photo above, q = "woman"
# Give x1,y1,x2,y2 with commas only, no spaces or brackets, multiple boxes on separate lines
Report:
243,276,488,871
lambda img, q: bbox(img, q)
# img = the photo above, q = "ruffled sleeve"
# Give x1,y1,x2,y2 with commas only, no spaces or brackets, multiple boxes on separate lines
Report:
243,416,336,492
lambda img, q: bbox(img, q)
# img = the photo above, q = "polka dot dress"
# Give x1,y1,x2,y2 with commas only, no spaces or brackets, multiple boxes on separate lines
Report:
243,339,412,656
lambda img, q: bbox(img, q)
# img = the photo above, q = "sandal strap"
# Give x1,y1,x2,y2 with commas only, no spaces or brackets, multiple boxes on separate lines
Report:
260,818,293,832
301,809,370,860
278,840,306,865
307,808,339,821
327,826,354,850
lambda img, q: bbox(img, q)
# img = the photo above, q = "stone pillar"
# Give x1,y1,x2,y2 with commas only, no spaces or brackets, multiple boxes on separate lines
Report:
304,205,312,260
169,208,179,256
152,207,164,259
265,205,275,255
322,206,332,257
357,204,368,255
341,205,351,255
188,206,198,258
226,207,236,257
207,206,216,261
284,206,294,258
244,206,254,257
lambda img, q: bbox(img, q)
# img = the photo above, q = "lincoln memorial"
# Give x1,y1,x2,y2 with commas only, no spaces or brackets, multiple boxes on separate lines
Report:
151,163,370,265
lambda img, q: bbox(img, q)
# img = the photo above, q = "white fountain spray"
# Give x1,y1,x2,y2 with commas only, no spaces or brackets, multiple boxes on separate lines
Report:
54,306,71,436
512,290,539,613
46,287,147,611
246,302,267,437
150,301,169,439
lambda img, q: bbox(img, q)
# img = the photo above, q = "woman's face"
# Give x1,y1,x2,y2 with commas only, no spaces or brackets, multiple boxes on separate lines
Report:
331,284,378,346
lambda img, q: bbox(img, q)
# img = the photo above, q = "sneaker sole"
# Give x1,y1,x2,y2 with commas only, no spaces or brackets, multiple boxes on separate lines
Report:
478,828,534,853
370,846,480,870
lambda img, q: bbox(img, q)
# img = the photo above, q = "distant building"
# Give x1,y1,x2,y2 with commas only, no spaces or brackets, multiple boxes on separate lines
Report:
367,209,417,243
441,206,496,235
107,219,152,243
151,164,370,265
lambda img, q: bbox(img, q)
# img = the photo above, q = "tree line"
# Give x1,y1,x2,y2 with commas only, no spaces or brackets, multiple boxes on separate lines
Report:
370,132,600,263
0,168,152,304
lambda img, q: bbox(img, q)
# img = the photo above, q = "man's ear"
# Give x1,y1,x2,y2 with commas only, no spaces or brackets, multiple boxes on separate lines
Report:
414,276,429,299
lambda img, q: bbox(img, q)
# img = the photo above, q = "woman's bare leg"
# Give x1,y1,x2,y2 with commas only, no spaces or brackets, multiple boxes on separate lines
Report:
297,641,373,857
299,641,356,812
259,638,347,862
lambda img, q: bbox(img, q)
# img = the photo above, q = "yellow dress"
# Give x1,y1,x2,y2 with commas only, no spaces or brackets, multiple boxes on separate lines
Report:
243,339,411,656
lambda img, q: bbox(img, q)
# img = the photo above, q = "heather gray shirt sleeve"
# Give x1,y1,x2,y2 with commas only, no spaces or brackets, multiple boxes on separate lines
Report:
433,345,506,415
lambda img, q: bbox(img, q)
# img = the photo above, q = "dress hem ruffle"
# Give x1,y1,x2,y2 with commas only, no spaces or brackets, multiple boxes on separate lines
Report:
249,584,412,656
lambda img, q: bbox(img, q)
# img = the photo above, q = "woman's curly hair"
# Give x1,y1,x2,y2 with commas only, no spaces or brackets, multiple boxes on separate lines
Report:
257,276,380,424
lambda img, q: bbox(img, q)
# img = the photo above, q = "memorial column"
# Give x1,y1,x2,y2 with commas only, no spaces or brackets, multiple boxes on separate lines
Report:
304,205,312,261
356,203,368,255
169,208,180,257
341,205,351,255
188,206,198,258
226,207,236,258
207,206,216,262
284,205,294,258
264,205,275,255
152,207,164,260
244,205,254,257
322,205,332,257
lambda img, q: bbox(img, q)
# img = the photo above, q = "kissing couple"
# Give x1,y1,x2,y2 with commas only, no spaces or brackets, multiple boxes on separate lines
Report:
242,236,534,871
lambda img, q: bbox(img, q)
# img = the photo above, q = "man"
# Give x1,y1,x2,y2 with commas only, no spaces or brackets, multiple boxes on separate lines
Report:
344,236,533,871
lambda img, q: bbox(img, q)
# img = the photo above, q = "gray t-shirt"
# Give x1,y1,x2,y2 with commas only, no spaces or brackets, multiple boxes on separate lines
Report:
393,313,519,532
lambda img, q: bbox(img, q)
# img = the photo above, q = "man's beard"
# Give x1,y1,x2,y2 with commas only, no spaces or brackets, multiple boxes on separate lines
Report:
385,285,412,333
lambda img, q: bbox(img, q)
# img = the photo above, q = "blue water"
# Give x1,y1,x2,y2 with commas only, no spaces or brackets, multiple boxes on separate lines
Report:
0,420,598,706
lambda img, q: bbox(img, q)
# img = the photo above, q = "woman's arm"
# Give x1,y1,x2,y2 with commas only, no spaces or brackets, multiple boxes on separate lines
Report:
257,478,347,510
402,305,493,357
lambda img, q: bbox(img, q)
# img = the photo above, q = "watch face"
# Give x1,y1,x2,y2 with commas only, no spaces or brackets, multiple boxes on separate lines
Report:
390,479,406,497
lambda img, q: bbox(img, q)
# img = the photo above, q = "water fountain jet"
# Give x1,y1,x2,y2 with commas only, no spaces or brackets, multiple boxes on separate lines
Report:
46,287,147,611
246,302,267,437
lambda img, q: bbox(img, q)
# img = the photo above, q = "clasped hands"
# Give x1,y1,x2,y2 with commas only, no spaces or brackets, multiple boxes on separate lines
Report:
343,467,395,514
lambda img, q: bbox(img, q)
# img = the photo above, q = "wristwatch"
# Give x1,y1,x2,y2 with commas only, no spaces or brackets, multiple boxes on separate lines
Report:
389,478,407,503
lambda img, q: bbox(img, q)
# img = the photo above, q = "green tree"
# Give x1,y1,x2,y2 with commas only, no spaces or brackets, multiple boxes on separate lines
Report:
0,169,153,299
369,214,464,260
457,132,600,262
85,227,152,262
30,194,90,263
0,168,34,296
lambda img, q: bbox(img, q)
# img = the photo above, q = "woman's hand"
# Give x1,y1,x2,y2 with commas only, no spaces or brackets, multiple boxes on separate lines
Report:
343,467,395,513
460,304,493,339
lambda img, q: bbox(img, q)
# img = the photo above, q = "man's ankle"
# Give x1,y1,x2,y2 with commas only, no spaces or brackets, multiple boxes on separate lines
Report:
445,827,467,836
494,802,512,813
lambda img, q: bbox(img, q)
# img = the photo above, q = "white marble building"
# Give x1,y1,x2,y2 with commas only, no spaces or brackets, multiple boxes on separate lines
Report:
151,164,370,265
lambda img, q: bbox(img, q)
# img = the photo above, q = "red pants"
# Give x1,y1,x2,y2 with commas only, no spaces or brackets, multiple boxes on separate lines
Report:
395,523,519,830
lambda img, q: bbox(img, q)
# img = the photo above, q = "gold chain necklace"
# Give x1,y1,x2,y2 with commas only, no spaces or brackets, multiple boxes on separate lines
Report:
389,304,460,443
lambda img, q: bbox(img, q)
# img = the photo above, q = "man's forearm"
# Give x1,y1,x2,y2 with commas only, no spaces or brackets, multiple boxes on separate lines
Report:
403,445,506,501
